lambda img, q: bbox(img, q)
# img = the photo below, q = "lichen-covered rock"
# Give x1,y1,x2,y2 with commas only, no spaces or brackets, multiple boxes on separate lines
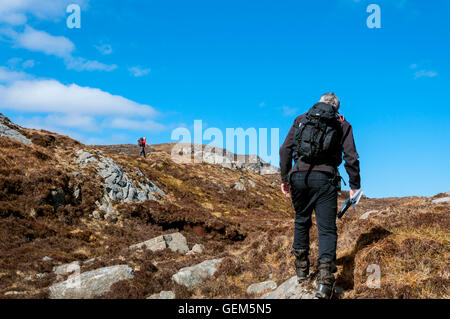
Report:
49,265,134,299
432,197,450,204
24,273,49,281
147,290,175,299
0,114,32,145
261,276,316,299
75,149,164,220
247,280,277,295
233,182,246,191
187,244,205,255
164,233,189,253
53,261,81,281
129,232,189,254
360,210,379,220
172,258,223,288
129,235,167,252
170,144,279,175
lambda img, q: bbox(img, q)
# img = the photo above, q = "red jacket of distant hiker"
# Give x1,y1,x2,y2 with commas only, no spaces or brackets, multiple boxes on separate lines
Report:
279,112,361,190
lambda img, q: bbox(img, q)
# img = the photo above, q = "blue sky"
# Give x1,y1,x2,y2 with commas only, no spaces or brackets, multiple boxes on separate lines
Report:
0,0,449,198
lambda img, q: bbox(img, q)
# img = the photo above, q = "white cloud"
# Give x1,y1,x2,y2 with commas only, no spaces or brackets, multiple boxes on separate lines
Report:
66,57,117,72
107,118,166,132
22,59,34,69
15,26,74,58
282,105,298,117
0,0,89,25
0,79,157,116
410,63,437,79
1,26,117,72
7,57,22,68
1,72,168,138
0,12,27,26
95,43,113,55
6,57,35,70
414,70,437,79
0,26,19,41
0,66,30,83
18,114,98,132
128,66,151,77
0,2,115,73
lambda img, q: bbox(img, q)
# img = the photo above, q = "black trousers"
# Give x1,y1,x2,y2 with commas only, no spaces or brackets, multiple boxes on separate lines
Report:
290,171,338,261
139,147,146,157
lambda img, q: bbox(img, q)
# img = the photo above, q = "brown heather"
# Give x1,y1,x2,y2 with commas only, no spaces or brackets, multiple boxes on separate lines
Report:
0,128,448,299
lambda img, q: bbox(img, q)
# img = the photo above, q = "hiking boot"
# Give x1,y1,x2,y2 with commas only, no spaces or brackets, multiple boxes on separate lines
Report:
315,257,337,299
293,249,309,283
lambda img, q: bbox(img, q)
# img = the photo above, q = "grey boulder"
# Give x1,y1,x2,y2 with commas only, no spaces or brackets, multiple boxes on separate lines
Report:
50,265,134,299
261,276,316,299
172,258,223,288
147,290,175,299
129,232,189,254
233,182,246,191
187,244,205,255
49,265,134,299
247,280,277,295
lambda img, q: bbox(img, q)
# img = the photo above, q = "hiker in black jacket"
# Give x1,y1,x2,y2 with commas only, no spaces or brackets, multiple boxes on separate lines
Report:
279,92,361,299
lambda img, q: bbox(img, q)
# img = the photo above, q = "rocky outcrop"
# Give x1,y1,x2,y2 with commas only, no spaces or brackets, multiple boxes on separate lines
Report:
172,258,223,288
0,114,32,145
129,232,189,254
247,280,277,295
49,265,134,299
432,197,450,204
76,150,164,220
172,144,279,175
261,276,316,299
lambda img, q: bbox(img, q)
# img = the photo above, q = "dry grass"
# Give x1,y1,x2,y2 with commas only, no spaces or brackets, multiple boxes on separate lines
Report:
0,129,448,299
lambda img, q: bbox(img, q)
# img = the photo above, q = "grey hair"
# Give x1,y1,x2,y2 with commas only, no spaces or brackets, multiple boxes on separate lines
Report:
319,92,340,110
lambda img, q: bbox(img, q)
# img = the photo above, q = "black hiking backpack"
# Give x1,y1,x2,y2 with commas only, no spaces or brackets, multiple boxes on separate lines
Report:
293,103,341,165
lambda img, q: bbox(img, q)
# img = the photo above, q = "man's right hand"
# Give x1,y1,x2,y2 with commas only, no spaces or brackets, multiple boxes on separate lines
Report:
281,183,291,198
350,189,358,199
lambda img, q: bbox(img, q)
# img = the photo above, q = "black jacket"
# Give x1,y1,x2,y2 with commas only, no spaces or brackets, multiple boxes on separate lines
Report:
279,104,361,189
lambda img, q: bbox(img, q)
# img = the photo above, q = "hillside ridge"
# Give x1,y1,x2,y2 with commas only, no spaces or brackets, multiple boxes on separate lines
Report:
0,113,448,299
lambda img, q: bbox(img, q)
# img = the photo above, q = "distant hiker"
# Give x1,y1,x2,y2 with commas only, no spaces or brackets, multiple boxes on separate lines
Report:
138,137,147,157
279,93,361,299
